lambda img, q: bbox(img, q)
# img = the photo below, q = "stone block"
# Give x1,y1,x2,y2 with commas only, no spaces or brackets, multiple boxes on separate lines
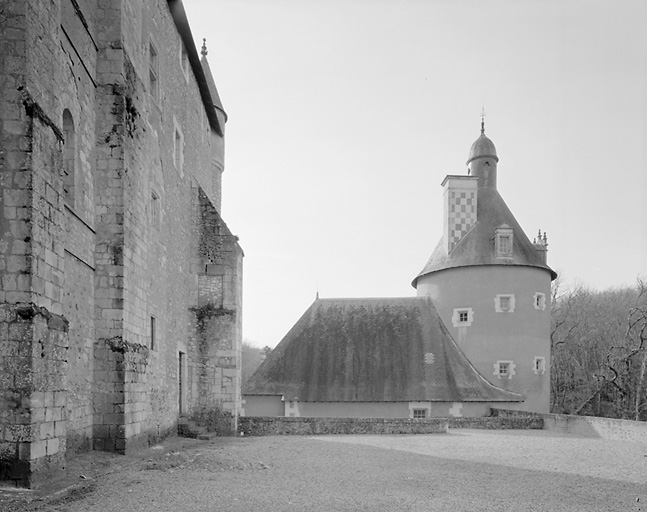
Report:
46,438,59,455
19,440,46,460
39,422,54,440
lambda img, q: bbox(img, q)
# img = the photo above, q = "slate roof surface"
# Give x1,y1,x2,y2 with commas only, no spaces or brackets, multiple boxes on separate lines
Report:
245,297,522,403
168,0,225,135
413,187,557,287
200,56,227,121
467,132,498,164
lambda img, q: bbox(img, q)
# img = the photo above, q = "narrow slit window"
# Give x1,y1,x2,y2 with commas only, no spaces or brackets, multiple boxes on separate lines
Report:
151,190,160,229
534,292,546,310
149,41,159,102
173,122,184,176
62,109,75,206
150,316,156,350
180,43,189,79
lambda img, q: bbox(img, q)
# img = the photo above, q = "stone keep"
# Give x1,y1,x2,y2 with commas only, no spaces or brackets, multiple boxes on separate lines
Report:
413,120,556,413
0,0,243,487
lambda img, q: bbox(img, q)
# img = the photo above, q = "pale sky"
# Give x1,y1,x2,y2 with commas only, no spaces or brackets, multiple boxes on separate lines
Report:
183,0,647,348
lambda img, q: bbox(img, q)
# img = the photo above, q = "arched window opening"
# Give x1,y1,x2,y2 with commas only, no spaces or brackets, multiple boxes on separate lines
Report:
62,109,75,206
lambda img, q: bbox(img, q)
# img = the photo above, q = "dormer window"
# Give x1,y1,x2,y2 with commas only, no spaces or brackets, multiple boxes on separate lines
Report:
495,224,514,257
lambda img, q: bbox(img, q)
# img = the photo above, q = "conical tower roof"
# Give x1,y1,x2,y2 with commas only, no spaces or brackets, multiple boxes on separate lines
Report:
412,188,557,286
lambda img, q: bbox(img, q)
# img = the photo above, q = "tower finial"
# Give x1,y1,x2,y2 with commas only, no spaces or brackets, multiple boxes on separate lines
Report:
480,106,486,135
201,38,208,58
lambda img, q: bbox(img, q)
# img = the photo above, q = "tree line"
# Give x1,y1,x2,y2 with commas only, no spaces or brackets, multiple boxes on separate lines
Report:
551,277,647,420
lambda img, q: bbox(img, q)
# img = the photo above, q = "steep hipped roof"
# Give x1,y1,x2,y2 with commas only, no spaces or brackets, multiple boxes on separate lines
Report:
413,187,557,287
245,297,522,403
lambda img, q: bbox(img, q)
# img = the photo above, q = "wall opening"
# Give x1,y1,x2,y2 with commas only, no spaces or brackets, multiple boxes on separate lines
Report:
62,109,75,206
178,351,186,414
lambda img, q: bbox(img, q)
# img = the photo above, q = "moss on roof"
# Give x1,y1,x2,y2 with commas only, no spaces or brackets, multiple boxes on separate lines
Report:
245,297,522,403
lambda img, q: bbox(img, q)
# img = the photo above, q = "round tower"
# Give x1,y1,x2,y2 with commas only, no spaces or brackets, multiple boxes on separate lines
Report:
412,122,556,413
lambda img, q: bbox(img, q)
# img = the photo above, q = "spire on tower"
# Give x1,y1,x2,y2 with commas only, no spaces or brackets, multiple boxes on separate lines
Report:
480,106,486,134
201,38,208,58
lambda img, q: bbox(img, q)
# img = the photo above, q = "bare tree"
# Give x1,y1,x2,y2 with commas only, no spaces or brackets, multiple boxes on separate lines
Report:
241,341,266,386
550,278,645,419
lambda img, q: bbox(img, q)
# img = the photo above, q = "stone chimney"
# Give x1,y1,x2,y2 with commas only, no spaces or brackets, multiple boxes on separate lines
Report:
442,175,479,253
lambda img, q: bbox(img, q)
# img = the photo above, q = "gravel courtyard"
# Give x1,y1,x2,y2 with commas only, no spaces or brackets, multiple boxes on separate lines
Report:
2,429,646,512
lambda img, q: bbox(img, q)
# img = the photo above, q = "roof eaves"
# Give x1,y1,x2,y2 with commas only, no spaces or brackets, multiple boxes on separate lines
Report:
167,0,224,136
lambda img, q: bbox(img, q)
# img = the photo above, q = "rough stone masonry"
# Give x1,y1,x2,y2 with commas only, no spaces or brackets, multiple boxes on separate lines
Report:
0,0,243,487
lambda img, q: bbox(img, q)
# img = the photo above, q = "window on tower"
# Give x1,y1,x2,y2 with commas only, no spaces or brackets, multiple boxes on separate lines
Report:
452,308,474,327
494,360,516,379
495,294,515,313
495,224,514,257
534,292,546,310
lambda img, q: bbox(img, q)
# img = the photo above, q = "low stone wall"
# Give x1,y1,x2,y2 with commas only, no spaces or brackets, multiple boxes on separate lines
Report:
238,417,449,436
492,408,647,444
449,417,543,429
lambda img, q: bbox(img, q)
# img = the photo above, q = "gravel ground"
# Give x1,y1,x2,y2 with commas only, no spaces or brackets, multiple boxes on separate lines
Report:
1,429,646,512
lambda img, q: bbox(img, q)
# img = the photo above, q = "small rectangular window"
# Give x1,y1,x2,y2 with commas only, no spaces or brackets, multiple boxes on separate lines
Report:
149,42,159,103
452,308,474,327
533,356,546,374
413,409,427,419
534,292,546,310
494,360,515,379
495,294,515,313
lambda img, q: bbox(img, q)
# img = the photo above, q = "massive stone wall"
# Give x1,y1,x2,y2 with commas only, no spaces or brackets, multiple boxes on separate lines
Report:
0,0,243,487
